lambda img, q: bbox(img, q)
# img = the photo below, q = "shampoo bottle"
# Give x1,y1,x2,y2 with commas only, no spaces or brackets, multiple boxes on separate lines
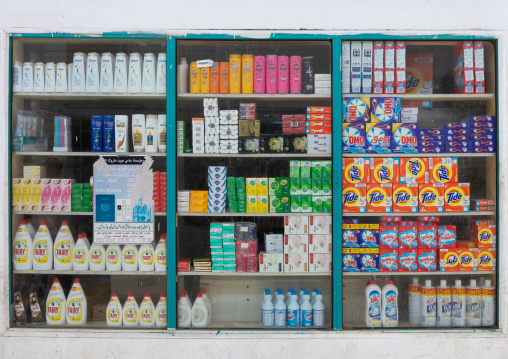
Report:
132,114,145,153
145,114,158,153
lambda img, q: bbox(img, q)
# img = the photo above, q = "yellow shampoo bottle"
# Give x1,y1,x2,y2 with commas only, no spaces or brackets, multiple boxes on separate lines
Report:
229,54,241,94
189,62,200,93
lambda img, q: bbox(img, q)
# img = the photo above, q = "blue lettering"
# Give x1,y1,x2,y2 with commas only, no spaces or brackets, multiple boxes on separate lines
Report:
349,166,361,182
379,165,390,182
421,192,436,203
437,165,450,181
344,192,359,203
446,191,462,203
368,192,384,204
395,192,410,204
409,160,421,176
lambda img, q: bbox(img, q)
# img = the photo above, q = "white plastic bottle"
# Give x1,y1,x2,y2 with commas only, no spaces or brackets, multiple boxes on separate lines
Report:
142,53,156,94
437,279,452,327
177,57,188,93
481,279,496,326
285,289,293,309
287,292,299,328
139,292,156,328
274,290,286,328
138,242,154,272
381,277,399,327
122,244,138,271
183,290,192,308
25,219,36,239
298,288,306,327
300,291,313,328
177,292,192,328
466,279,482,327
313,291,325,328
145,114,158,153
365,277,382,327
13,220,33,270
421,280,437,327
54,221,74,271
106,292,123,327
132,114,145,153
72,233,89,271
157,115,167,153
154,234,167,272
123,292,139,327
191,293,209,328
408,278,421,326
156,293,167,328
201,289,212,325
66,278,87,325
156,53,167,94
311,289,318,306
261,289,275,328
81,232,91,250
32,220,53,270
452,279,467,327
89,242,106,271
106,244,122,271
46,278,66,325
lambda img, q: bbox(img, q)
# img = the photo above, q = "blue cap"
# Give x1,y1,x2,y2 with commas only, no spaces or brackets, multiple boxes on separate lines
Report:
312,289,318,294
304,291,310,296
317,291,322,295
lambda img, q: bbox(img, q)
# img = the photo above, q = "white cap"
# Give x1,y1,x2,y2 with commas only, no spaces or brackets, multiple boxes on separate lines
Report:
485,279,492,287
470,279,477,287
455,279,462,287
440,279,447,288
425,280,432,287
412,278,419,286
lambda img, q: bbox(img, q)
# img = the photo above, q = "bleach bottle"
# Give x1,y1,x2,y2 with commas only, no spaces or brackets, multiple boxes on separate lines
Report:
201,289,212,325
313,291,325,328
274,290,286,328
451,279,467,326
13,220,33,270
298,288,306,327
301,291,313,328
106,292,123,327
154,234,167,272
481,280,496,326
46,278,66,325
89,242,106,271
408,278,421,326
156,293,167,328
139,292,156,328
287,292,299,328
123,292,139,327
466,279,482,327
437,279,452,327
381,277,398,327
365,277,381,327
72,233,89,271
54,221,74,271
66,278,87,325
311,289,318,306
421,280,437,327
191,292,209,328
261,289,275,327
177,292,192,328
106,244,122,271
32,220,53,270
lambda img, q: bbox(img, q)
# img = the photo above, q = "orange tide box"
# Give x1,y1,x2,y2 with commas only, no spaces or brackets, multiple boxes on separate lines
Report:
478,248,496,271
476,224,496,248
392,183,419,213
429,157,458,183
444,182,470,212
400,157,429,184
342,183,367,213
439,248,478,271
342,158,370,184
366,184,393,213
369,157,399,183
418,183,444,212
469,220,494,240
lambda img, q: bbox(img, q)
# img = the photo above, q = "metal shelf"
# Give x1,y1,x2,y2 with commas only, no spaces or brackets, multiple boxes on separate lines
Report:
343,153,496,158
13,151,166,157
178,212,331,217
343,271,495,276
178,153,332,158
13,211,167,216
177,93,331,100
341,93,495,101
13,92,165,100
178,271,330,277
342,211,495,217
13,270,166,276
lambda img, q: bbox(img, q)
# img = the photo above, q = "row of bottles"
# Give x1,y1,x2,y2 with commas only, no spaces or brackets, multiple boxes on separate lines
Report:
13,275,46,324
365,278,398,327
13,220,167,272
46,278,87,325
106,292,167,328
177,290,211,328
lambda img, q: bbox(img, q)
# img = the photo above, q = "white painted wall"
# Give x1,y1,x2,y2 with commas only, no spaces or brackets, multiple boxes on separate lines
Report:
1,0,508,357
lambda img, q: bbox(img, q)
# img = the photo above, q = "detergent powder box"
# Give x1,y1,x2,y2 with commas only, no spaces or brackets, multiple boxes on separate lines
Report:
379,223,399,248
398,221,418,248
379,248,398,271
398,248,418,271
382,216,402,222
342,123,366,154
384,41,395,94
478,248,496,271
468,115,495,123
439,249,459,271
360,224,380,248
369,157,399,183
392,183,419,213
361,41,373,94
429,157,458,183
360,253,379,272
417,248,437,271
474,41,485,94
419,183,444,212
366,123,391,153
366,183,392,213
476,224,496,248
342,183,366,213
469,220,495,240
343,97,370,123
351,41,362,94
417,223,437,248
343,224,362,248
437,226,457,249
406,53,433,96
458,248,478,271
342,41,351,93
400,157,429,183
373,41,384,94
342,158,370,184
370,97,401,124
395,41,406,94
392,123,418,153
444,182,470,212
342,252,361,272
454,41,475,94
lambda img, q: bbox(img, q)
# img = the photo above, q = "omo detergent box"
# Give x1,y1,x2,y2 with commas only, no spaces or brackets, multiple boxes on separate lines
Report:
342,183,367,213
379,223,399,248
417,248,437,271
417,222,437,248
437,225,457,249
398,221,418,248
366,123,391,153
379,248,398,271
360,253,379,272
369,157,399,184
392,183,419,213
478,248,496,271
454,41,475,94
360,224,380,248
398,248,418,271
343,97,370,122
342,158,369,184
400,157,429,183
370,97,401,124
343,224,362,248
342,251,361,272
366,183,392,213
392,123,418,153
342,123,366,153
429,157,458,183
444,182,470,212
419,183,445,212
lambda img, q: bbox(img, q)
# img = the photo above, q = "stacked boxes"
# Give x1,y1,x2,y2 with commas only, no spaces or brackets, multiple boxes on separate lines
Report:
210,222,236,272
269,177,290,213
307,107,331,154
259,233,284,272
177,190,190,212
283,216,309,272
308,215,332,272
235,222,258,272
189,191,208,213
192,118,204,154
314,74,332,96
208,166,227,213
71,183,92,212
283,114,306,134
454,41,485,94
290,160,332,214
153,172,167,212
13,167,48,212
245,178,269,213
177,121,185,153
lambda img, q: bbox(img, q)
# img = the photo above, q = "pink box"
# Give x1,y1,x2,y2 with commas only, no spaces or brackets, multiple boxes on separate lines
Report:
417,248,437,271
379,222,399,248
253,55,266,94
289,56,302,94
474,41,485,94
438,225,457,249
284,234,308,254
61,194,71,212
395,41,406,94
398,248,418,271
399,221,417,248
41,178,52,196
373,41,384,94
417,222,437,248
454,41,475,94
308,253,332,272
51,195,62,211
50,179,62,196
61,179,75,196
379,248,398,272
384,41,395,94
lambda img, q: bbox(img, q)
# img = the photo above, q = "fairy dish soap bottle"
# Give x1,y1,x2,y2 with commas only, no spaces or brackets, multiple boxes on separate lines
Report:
138,242,155,272
66,278,87,326
54,221,74,271
154,234,167,272
46,278,66,325
139,292,156,328
155,292,167,328
122,244,138,271
123,292,139,327
89,241,106,271
13,220,33,270
106,292,123,327
106,244,122,271
72,233,89,271
32,220,53,270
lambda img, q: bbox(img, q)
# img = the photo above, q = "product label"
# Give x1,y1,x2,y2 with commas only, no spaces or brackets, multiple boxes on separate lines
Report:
157,307,167,324
73,248,87,264
66,298,83,322
29,292,42,323
384,290,398,325
55,240,72,264
124,307,138,324
108,307,121,324
156,250,167,266
367,290,381,326
14,291,26,322
33,240,49,263
301,309,313,327
13,239,29,263
107,249,119,264
90,249,103,264
46,297,64,322
262,309,274,327
123,249,136,265
192,307,206,325
140,250,154,265
287,309,298,327
140,307,154,324
178,307,190,325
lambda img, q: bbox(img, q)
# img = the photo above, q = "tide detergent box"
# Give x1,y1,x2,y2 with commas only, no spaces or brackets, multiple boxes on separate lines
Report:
469,220,495,240
458,248,478,271
417,223,437,248
454,41,475,94
343,97,370,122
392,123,418,153
419,183,444,212
342,158,369,184
398,221,418,248
429,157,458,183
379,248,398,271
342,183,367,213
342,224,361,248
360,224,380,248
398,248,418,271
366,123,391,153
379,223,399,248
400,157,429,183
417,248,437,271
366,183,392,213
476,224,496,248
478,248,496,271
437,226,457,249
370,97,401,124
369,157,399,184
444,182,470,212
384,41,396,94
342,123,366,153
406,53,433,95
392,183,419,213
439,249,460,271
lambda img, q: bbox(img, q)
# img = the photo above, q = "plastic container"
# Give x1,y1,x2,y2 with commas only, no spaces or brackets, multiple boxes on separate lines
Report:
29,275,46,324
365,277,382,327
298,288,306,327
145,114,158,153
201,289,212,325
122,244,138,271
106,292,123,327
189,61,200,94
287,292,299,328
437,279,452,327
45,278,66,325
89,242,106,271
72,234,89,271
72,52,86,92
100,52,115,93
127,52,142,93
66,278,87,325
25,219,36,239
157,115,167,153
141,53,156,93
154,234,167,271
274,290,286,328
156,293,168,328
81,232,91,250
54,221,74,271
466,279,482,327
13,220,33,270
261,289,275,327
86,52,100,93
300,291,313,328
45,62,56,92
106,244,122,271
139,292,156,328
191,293,209,328
266,55,278,94
114,52,128,93
123,292,139,327
481,279,496,326
138,242,154,271
408,278,421,326
313,291,325,328
178,57,188,93
132,114,145,153
421,280,437,327
451,279,467,326
156,53,167,94
177,292,192,328
381,277,398,327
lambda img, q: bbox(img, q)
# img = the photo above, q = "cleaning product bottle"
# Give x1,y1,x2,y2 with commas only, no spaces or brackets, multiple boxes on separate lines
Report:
72,233,89,271
154,234,167,272
177,58,188,93
452,279,467,327
437,279,452,327
466,279,482,327
300,291,313,328
66,278,87,325
313,291,325,328
54,221,74,271
13,279,29,324
157,115,167,153
261,289,274,328
286,289,293,309
421,280,437,327
145,114,158,153
287,292,299,328
177,292,192,328
311,289,318,306
365,277,382,327
191,292,209,328
298,288,306,327
408,278,421,326
25,219,36,239
201,289,212,325
89,241,106,271
46,278,66,325
106,292,123,327
274,290,286,328
381,277,399,327
155,292,167,328
138,242,154,271
32,220,53,270
13,220,33,270
106,244,122,271
183,290,192,308
81,232,91,250
123,292,139,327
139,292,156,328
122,244,138,271
481,279,496,326
29,275,46,324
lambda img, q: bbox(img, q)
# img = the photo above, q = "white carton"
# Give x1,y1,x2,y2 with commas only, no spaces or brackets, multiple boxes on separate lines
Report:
264,233,283,253
315,74,331,81
308,253,332,272
309,234,332,253
283,234,309,254
351,41,362,94
341,41,351,94
373,41,384,94
384,41,395,94
284,215,309,234
272,253,284,272
395,41,406,94
259,252,273,272
309,215,332,234
284,253,308,272
361,41,373,94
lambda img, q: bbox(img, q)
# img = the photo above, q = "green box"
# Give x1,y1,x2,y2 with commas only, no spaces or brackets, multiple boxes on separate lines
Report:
269,177,290,196
223,244,236,253
322,161,332,178
223,266,236,271
236,177,246,189
300,178,312,195
223,253,236,259
311,178,321,195
301,195,312,213
290,177,301,195
311,161,323,178
82,183,92,189
211,266,224,271
210,238,223,247
71,193,83,201
321,178,332,195
223,260,237,266
82,188,93,196
81,195,92,203
312,196,323,212
81,206,92,212
289,160,300,178
269,195,290,213
290,195,302,213
211,253,223,260
322,195,332,212
300,161,312,178
227,177,236,189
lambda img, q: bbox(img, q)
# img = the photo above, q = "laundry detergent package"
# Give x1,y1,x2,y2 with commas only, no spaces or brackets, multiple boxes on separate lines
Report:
360,253,379,272
342,224,361,249
379,248,398,272
342,183,367,213
370,97,401,124
398,221,418,248
429,157,458,183
343,97,370,122
366,123,392,153
392,183,419,213
437,225,457,249
369,157,399,184
342,158,369,184
392,123,418,153
342,123,366,154
444,182,470,212
342,251,361,272
398,248,418,271
400,157,429,184
417,223,437,248
360,224,380,248
419,183,445,212
478,248,496,271
379,223,399,248
417,248,437,271
454,41,475,94
366,183,393,213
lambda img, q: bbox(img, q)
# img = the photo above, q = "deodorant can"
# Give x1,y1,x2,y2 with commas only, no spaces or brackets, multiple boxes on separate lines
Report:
241,54,253,94
289,56,302,94
302,56,315,94
266,55,277,94
253,55,265,94
45,62,56,92
277,56,289,94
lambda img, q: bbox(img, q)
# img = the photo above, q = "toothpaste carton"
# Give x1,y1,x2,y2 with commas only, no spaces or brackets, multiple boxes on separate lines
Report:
362,41,373,94
472,146,496,153
429,157,458,183
284,253,308,272
379,223,399,248
398,221,418,248
468,115,495,122
445,128,469,136
395,41,406,94
370,97,402,124
343,224,362,248
284,234,308,254
342,123,366,153
343,97,370,122
351,41,362,93
379,248,398,271
444,182,470,212
309,234,332,253
366,123,392,153
342,183,367,213
400,157,429,183
417,223,437,248
437,226,457,249
382,216,402,222
398,248,418,271
470,128,495,135
444,122,468,129
360,224,380,248
447,135,468,141
392,183,419,213
446,145,470,154
342,41,351,94
469,121,495,129
418,145,445,154
384,41,396,94
309,253,332,272
369,157,399,183
307,107,331,114
419,134,444,141
342,252,361,272
366,183,393,213
417,248,437,271
373,41,384,94
454,41,475,94
392,123,418,153
342,158,370,184
478,248,496,271
419,183,444,212
474,41,485,94
475,224,496,248
471,139,496,147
